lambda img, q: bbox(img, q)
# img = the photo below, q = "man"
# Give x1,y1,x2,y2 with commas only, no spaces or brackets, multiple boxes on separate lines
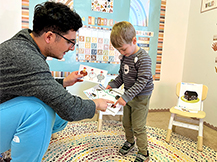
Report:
0,2,113,161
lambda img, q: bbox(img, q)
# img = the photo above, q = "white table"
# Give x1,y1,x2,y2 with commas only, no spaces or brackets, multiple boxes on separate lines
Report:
97,107,123,131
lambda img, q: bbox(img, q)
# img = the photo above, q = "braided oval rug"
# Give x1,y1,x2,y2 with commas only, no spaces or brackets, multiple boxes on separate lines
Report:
42,120,216,162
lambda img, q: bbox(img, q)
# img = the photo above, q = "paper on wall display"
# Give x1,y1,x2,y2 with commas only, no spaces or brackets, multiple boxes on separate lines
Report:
213,35,217,43
213,35,217,73
129,0,150,27
84,84,123,116
48,0,73,10
91,0,113,13
175,82,203,113
79,64,108,84
77,27,120,64
137,37,150,53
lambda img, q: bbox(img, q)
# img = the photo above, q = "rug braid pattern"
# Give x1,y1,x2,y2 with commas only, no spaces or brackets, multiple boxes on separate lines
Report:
42,120,217,162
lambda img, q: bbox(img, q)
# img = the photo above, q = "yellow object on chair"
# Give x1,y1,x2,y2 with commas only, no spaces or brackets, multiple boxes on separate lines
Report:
165,82,208,151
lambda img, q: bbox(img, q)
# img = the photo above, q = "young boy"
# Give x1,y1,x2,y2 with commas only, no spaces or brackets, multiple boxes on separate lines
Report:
106,21,154,162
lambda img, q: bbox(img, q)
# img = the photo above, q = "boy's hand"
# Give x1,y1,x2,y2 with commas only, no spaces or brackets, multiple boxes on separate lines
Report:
105,85,112,89
114,97,126,106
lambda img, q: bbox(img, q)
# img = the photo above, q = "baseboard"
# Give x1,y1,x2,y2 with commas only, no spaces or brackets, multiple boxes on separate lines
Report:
149,108,170,112
149,108,217,131
204,122,217,131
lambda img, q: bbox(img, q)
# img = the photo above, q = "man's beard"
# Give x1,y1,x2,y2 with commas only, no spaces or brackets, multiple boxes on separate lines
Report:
44,46,61,59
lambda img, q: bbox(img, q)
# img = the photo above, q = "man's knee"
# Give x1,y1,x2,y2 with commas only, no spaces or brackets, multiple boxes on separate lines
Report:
0,96,56,152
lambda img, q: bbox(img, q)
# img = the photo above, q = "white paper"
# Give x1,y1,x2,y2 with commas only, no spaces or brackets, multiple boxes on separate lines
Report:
84,84,123,116
175,82,203,113
79,64,108,84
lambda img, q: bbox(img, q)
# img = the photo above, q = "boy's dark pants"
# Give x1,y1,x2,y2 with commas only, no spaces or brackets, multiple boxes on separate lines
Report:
123,94,151,155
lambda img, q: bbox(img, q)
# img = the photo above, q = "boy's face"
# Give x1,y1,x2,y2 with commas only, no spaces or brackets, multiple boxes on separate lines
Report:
116,37,138,57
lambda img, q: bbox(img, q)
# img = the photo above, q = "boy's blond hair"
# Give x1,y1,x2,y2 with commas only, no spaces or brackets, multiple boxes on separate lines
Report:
110,21,136,48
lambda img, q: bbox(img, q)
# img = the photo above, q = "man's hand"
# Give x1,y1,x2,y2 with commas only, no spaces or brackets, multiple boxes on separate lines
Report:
63,71,83,87
93,98,114,112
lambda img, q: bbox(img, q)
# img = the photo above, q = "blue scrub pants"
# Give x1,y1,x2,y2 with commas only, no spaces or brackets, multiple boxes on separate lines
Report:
0,96,68,162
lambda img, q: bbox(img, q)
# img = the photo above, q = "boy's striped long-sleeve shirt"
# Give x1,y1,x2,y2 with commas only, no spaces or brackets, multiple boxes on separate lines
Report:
109,48,154,103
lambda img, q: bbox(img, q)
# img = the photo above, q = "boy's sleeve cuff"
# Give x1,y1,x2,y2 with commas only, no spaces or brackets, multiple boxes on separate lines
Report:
121,94,132,103
109,82,118,88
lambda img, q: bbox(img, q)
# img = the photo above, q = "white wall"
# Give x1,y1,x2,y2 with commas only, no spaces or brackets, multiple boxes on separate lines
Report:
182,1,217,127
151,0,217,127
149,0,191,109
0,0,22,43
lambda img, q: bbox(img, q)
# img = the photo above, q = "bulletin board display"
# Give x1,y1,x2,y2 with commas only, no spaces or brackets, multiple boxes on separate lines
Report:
76,27,120,64
29,0,130,74
29,0,163,77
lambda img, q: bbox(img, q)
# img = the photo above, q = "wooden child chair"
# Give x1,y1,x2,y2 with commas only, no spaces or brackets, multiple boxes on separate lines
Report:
165,82,208,151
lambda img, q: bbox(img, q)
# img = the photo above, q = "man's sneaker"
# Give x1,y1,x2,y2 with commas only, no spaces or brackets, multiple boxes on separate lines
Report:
0,153,11,162
119,141,135,155
134,151,149,162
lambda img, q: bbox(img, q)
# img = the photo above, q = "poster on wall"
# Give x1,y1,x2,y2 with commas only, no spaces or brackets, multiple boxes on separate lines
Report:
212,35,217,73
201,0,217,13
77,27,120,64
129,0,150,26
48,0,74,9
215,57,217,73
91,0,113,13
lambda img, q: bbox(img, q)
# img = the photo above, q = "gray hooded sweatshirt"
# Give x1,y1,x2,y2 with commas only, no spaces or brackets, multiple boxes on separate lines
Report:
0,29,95,121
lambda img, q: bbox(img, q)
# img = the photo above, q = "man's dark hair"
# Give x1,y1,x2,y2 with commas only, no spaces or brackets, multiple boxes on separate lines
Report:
33,1,83,36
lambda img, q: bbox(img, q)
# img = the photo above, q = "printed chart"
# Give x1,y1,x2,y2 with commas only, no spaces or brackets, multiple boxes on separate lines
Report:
84,84,123,116
77,27,121,64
